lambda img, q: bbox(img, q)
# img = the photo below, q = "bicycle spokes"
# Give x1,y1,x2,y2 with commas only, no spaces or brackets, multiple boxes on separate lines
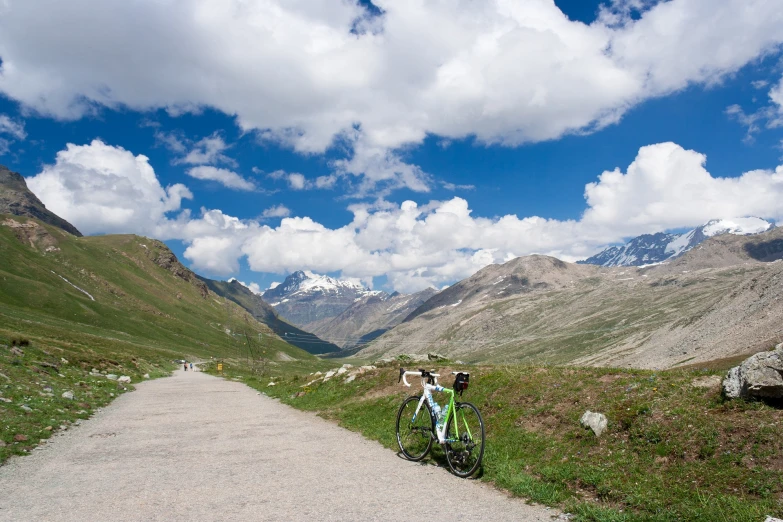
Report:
444,403,485,477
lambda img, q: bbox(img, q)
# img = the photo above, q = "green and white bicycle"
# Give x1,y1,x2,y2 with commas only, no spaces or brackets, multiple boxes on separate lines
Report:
396,368,485,477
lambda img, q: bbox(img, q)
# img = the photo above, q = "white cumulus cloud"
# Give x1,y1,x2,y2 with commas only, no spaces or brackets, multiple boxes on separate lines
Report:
25,140,783,291
261,204,291,218
187,166,255,191
1,0,782,193
26,140,192,236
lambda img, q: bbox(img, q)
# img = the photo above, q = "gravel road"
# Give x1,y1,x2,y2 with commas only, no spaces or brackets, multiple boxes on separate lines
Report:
0,370,560,521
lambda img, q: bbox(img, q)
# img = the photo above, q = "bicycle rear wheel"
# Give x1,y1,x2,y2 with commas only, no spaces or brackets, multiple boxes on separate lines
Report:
444,401,485,477
396,396,434,461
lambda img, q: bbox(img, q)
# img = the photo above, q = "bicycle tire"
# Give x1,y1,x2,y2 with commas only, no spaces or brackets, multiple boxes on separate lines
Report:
444,401,485,477
396,395,434,461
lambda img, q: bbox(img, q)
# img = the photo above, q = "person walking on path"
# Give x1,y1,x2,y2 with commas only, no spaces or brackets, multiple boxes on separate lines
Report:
183,363,187,371
190,362,193,371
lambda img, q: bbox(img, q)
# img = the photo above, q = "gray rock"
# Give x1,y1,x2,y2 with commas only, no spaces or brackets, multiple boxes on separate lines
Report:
117,376,131,384
10,347,24,357
62,391,74,400
580,411,608,437
20,405,33,412
345,375,356,383
336,367,348,375
143,374,150,379
722,343,783,400
0,397,12,403
764,517,783,522
322,370,336,382
341,364,353,369
105,374,118,381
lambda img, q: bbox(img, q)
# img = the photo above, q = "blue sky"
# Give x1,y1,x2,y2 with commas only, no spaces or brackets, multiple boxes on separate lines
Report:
1,0,782,293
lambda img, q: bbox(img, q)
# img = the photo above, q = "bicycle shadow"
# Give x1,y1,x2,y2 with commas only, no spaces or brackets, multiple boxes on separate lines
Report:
394,450,484,480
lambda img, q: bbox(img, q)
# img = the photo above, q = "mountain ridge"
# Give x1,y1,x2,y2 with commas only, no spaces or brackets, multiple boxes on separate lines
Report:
0,165,83,237
579,217,775,267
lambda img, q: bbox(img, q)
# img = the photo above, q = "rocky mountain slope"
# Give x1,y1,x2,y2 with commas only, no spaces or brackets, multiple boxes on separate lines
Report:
580,218,774,267
359,227,783,369
0,165,82,236
199,278,340,354
306,288,438,350
262,270,378,328
0,213,313,363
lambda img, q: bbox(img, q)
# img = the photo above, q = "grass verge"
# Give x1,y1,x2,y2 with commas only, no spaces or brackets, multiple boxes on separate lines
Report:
205,358,783,522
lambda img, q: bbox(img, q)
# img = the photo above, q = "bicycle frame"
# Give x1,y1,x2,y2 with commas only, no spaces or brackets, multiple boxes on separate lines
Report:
400,370,472,445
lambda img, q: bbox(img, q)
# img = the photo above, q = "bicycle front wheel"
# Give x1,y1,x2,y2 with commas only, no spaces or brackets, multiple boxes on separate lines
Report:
396,396,434,461
444,401,485,477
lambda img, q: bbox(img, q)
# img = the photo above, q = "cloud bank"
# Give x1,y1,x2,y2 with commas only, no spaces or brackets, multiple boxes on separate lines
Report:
26,140,783,292
2,0,782,192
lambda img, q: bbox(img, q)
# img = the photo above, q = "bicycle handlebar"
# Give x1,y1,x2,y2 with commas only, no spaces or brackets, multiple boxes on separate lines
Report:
399,368,440,387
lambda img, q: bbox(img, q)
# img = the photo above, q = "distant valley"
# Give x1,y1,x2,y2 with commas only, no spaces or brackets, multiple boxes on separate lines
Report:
260,270,437,351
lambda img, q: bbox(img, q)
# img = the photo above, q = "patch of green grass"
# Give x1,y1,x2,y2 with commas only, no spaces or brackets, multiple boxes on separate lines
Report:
210,361,783,522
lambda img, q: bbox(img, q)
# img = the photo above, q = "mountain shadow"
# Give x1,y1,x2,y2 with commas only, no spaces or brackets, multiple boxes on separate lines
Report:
198,277,340,355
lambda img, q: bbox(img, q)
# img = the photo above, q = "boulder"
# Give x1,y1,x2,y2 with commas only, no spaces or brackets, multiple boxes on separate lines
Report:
143,374,150,379
345,375,356,383
580,411,608,437
105,374,118,381
117,376,131,384
336,367,348,375
722,343,783,400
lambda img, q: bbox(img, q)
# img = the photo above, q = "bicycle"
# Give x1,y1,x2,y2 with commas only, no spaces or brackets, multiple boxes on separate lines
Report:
395,368,485,477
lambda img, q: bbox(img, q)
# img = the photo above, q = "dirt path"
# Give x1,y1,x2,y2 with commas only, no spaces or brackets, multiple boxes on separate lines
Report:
0,370,560,521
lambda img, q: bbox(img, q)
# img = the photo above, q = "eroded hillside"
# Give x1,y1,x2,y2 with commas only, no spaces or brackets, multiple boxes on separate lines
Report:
360,229,783,369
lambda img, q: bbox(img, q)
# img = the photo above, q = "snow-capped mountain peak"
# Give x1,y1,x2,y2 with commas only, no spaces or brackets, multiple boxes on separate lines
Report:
581,217,775,267
701,217,772,236
296,271,367,294
261,270,383,328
